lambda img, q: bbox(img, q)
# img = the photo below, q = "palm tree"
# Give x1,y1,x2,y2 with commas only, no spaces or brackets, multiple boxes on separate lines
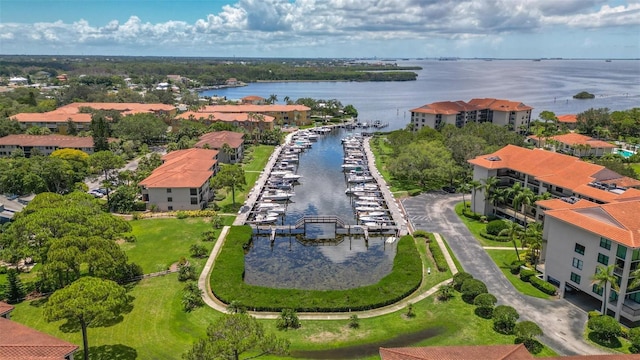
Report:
483,176,499,206
469,179,482,214
523,222,543,266
221,143,234,163
499,220,523,260
507,182,524,223
267,94,278,104
458,182,472,214
591,264,619,315
628,267,640,291
514,187,535,229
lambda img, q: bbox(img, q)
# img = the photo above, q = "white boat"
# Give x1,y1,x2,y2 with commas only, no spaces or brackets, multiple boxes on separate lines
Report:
250,214,278,224
255,202,286,214
357,196,382,202
345,184,379,194
354,200,382,207
385,236,397,244
358,211,387,217
350,191,381,197
348,175,374,183
355,206,384,212
261,190,294,201
282,173,302,181
280,155,298,163
270,170,294,177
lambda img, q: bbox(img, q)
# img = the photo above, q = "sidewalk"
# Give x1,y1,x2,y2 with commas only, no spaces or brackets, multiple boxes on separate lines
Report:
198,225,456,320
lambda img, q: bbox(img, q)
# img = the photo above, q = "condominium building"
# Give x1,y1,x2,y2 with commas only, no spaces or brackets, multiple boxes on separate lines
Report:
198,104,311,126
11,102,176,133
468,145,640,322
0,134,99,157
139,148,219,211
176,111,275,132
410,98,532,132
194,131,245,164
526,133,615,158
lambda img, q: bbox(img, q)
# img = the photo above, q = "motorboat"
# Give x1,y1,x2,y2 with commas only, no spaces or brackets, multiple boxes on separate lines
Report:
385,236,397,244
357,210,387,217
356,195,383,202
348,175,374,183
261,190,294,201
354,200,382,207
355,205,384,212
255,202,286,214
266,181,293,191
250,214,278,224
282,173,302,181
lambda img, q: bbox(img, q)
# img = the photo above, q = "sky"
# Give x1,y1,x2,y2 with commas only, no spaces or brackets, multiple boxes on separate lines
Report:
1,0,639,58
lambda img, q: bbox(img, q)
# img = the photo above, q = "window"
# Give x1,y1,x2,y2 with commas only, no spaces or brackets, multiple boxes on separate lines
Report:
166,188,172,193
167,197,173,202
190,188,197,196
190,197,198,205
572,258,583,270
600,238,612,250
168,206,173,211
597,253,609,265
617,245,627,259
574,243,585,255
592,284,603,296
570,272,581,284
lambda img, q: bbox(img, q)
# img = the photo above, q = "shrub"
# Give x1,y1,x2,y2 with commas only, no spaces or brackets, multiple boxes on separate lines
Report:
349,314,360,329
460,279,488,303
437,284,454,301
519,269,536,282
428,241,448,272
474,293,497,319
588,310,601,319
514,321,544,354
408,189,422,196
588,315,621,344
176,211,189,219
123,234,137,243
493,305,520,334
276,308,300,330
509,260,525,275
0,266,7,275
190,244,209,258
629,327,640,353
178,263,197,282
452,272,473,292
479,231,511,242
182,281,204,312
405,303,416,318
412,230,429,238
530,276,557,295
486,220,508,236
202,230,217,242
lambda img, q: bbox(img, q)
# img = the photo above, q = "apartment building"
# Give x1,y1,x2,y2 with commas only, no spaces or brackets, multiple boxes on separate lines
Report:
468,145,640,322
176,111,275,132
526,133,615,158
0,134,99,157
198,104,311,126
11,102,176,133
194,131,245,164
139,148,219,211
410,98,532,133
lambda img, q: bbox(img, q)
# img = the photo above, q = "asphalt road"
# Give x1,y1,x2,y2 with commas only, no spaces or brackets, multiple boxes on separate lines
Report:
401,192,607,356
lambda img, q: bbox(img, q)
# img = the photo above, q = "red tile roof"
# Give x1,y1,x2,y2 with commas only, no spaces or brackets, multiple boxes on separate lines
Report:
242,95,265,101
176,111,275,123
410,101,480,115
0,134,96,148
11,112,92,123
12,102,175,124
468,98,533,112
379,344,532,360
468,145,639,202
557,114,578,123
139,148,218,189
0,317,78,359
545,200,640,247
551,133,615,148
0,302,14,317
536,198,597,211
200,104,310,113
195,131,244,149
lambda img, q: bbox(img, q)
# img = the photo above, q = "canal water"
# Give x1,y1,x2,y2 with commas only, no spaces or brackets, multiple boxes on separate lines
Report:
243,128,398,290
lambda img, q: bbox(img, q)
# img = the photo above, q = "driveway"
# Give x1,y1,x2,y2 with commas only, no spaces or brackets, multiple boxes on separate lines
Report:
401,192,607,356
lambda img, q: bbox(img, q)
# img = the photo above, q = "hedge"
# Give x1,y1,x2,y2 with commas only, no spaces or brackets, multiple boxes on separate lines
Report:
210,226,423,312
529,276,556,295
428,239,448,272
519,269,536,282
479,230,511,242
486,220,508,236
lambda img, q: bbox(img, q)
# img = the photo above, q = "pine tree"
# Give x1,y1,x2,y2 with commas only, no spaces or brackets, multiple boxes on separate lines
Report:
6,268,26,304
90,112,110,151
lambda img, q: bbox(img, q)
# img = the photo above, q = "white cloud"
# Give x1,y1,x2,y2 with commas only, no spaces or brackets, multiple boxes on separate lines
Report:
0,0,637,56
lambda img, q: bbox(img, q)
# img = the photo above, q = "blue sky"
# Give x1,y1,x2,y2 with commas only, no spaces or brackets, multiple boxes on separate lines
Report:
1,0,639,58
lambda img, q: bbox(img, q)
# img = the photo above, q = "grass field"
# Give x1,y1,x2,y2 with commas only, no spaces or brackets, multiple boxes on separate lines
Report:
121,217,231,274
485,250,551,299
454,202,523,248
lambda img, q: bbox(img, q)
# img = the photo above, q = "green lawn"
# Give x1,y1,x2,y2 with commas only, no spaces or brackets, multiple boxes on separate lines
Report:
121,217,231,274
630,163,640,177
485,250,551,299
454,202,522,248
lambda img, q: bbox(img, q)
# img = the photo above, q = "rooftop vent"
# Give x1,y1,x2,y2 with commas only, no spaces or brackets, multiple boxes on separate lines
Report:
486,156,501,161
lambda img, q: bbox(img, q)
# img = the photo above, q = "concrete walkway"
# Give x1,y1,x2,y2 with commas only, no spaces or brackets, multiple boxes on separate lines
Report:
433,233,458,276
198,224,457,320
401,193,608,356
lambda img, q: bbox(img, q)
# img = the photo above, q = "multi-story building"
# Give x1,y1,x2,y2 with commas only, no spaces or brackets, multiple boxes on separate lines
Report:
176,111,275,132
139,148,219,211
194,131,245,164
526,133,615,158
0,134,100,157
410,98,532,133
468,145,640,321
11,102,176,133
198,104,311,126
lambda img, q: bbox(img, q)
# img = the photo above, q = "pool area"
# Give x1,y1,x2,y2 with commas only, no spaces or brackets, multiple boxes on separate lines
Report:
614,148,637,158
